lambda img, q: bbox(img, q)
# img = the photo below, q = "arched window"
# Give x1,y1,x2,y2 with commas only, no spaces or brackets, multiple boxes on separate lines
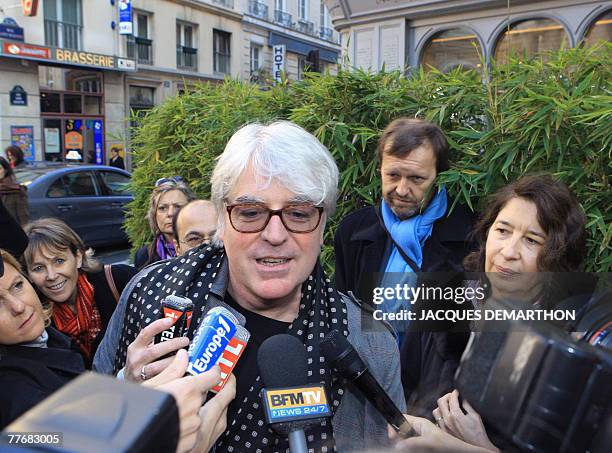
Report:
494,18,569,65
583,10,612,47
421,29,482,72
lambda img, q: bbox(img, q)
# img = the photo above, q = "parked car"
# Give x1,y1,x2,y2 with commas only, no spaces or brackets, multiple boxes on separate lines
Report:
14,162,133,247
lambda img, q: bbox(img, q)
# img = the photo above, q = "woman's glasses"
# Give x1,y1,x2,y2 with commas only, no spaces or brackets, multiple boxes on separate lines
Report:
155,176,184,187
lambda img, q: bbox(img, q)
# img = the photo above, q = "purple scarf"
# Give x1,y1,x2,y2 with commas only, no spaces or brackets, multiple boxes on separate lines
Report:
155,234,176,260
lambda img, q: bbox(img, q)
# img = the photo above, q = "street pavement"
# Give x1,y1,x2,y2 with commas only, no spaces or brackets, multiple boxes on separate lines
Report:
94,244,132,265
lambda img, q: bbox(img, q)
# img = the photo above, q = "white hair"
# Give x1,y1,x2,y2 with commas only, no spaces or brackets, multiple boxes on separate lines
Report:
211,121,338,241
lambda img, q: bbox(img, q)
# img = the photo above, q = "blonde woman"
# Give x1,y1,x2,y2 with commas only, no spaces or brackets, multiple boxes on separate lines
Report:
134,177,196,270
23,218,136,364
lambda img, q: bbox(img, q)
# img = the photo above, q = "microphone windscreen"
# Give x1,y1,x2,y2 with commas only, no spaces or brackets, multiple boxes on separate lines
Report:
258,334,308,388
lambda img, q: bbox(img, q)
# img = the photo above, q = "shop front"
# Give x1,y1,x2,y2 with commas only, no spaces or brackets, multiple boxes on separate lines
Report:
0,40,135,164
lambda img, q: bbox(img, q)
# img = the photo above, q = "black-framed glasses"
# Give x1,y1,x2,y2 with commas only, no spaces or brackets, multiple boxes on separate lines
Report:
155,176,184,187
226,203,324,233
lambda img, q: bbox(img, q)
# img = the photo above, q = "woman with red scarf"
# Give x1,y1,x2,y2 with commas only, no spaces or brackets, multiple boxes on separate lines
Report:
23,218,136,365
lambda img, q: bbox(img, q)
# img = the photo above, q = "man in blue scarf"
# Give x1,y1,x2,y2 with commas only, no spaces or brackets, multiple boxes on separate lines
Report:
333,118,475,417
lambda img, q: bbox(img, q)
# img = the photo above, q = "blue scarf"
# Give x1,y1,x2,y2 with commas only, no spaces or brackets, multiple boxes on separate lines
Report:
382,186,448,273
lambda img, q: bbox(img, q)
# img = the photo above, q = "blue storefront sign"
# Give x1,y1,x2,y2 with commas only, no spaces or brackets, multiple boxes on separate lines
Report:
93,120,104,165
119,0,133,35
0,18,24,41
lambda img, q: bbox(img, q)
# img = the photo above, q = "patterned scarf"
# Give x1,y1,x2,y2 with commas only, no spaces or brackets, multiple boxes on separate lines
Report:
113,245,349,452
51,272,101,362
155,234,176,261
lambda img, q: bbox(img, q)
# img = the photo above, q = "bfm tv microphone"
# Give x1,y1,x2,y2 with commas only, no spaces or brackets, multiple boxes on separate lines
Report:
320,330,415,438
258,334,331,453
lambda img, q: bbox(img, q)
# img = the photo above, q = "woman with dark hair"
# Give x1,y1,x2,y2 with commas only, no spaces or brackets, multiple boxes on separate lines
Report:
23,218,136,364
0,156,28,226
0,248,236,452
5,145,25,169
134,177,196,270
431,175,589,452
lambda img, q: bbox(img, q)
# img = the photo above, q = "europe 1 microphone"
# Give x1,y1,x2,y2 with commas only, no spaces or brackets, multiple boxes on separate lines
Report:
320,329,415,439
258,334,332,453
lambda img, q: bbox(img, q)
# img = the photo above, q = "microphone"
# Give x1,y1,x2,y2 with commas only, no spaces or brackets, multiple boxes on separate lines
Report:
258,334,331,453
320,330,414,438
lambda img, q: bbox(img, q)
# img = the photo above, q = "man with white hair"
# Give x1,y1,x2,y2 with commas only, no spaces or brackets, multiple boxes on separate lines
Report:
94,121,405,452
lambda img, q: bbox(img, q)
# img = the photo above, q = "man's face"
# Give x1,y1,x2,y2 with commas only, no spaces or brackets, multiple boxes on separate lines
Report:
380,141,437,220
219,166,324,315
174,202,218,255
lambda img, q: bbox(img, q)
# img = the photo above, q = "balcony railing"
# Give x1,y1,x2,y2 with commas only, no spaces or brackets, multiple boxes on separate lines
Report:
177,46,197,70
127,36,153,65
212,0,234,8
320,26,334,41
44,19,82,50
297,20,314,36
248,0,268,20
274,10,293,28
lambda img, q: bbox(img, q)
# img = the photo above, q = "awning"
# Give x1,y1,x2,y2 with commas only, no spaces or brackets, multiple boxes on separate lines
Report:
268,32,339,63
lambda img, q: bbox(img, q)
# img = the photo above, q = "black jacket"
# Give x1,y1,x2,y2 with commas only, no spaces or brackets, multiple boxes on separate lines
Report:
109,156,125,170
0,327,85,428
333,202,476,417
334,203,475,295
85,264,136,361
0,198,28,258
134,243,162,271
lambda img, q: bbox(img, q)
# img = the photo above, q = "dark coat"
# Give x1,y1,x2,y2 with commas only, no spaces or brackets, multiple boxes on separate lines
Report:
0,327,85,428
333,202,476,417
134,243,162,271
0,179,28,226
86,264,136,360
109,156,125,170
334,203,475,295
0,198,28,257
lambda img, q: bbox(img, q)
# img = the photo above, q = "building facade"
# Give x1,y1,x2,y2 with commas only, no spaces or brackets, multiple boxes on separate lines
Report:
0,0,340,167
325,0,611,72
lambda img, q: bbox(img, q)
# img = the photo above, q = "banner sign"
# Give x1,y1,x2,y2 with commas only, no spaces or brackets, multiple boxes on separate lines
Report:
92,120,104,165
11,126,35,161
272,44,285,83
119,0,133,35
1,40,136,71
21,0,39,17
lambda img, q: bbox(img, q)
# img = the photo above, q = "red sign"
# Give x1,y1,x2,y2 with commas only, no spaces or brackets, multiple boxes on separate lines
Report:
21,0,39,16
3,41,50,59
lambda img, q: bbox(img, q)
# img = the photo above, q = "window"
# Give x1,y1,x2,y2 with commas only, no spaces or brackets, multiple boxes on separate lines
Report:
275,0,285,12
583,10,612,47
298,0,307,20
47,177,68,198
213,30,231,74
43,0,82,50
421,29,482,72
63,172,98,197
494,19,569,65
177,22,197,70
127,11,153,65
99,171,131,196
320,4,333,41
250,43,261,74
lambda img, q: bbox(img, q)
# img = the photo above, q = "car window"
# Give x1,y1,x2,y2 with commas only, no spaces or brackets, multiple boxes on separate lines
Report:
99,171,131,196
46,177,69,198
63,171,98,197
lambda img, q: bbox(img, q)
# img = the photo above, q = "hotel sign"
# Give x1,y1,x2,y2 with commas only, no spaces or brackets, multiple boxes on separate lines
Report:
0,40,136,71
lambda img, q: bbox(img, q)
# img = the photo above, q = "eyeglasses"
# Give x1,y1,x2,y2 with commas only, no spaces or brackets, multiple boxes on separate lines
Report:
226,203,324,233
179,234,214,249
155,176,184,187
